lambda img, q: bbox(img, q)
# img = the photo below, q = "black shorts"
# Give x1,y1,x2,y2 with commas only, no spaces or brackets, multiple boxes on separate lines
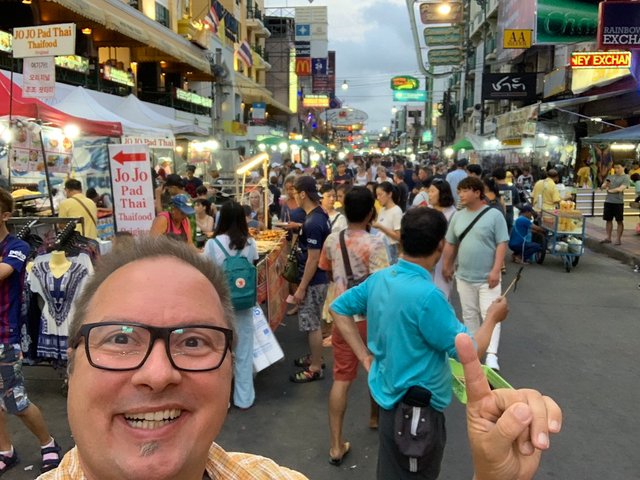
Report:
603,202,624,222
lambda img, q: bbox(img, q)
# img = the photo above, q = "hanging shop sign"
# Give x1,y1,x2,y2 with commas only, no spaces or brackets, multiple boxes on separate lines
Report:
54,55,89,74
102,64,135,87
122,136,176,149
0,31,12,53
598,1,640,50
535,0,598,45
496,0,536,63
543,67,571,98
427,48,463,66
570,51,631,69
390,75,420,91
223,121,248,136
503,29,533,49
302,94,330,108
423,26,463,47
320,108,368,126
252,102,266,125
393,90,428,102
9,124,73,175
22,57,56,99
419,1,463,25
295,41,310,58
295,58,312,76
12,23,76,58
495,104,539,141
482,73,538,101
107,144,155,236
175,87,213,108
571,66,630,94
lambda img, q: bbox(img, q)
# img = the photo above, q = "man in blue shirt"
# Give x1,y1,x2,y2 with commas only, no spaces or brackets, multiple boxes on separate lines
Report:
0,188,61,475
331,207,508,480
290,176,331,383
445,158,468,205
509,205,545,263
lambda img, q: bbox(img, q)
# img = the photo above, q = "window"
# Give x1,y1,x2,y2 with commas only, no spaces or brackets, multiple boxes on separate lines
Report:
155,2,170,28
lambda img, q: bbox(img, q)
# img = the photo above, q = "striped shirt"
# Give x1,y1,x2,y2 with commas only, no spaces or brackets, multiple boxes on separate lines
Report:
37,444,308,480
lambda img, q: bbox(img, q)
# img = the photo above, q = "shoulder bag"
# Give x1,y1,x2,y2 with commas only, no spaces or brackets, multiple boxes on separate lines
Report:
281,234,300,283
458,207,491,244
71,197,97,229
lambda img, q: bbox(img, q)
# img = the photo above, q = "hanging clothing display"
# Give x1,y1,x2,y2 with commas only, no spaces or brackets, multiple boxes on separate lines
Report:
28,253,93,361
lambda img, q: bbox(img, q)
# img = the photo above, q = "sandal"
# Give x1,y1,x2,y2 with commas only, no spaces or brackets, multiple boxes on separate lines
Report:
289,367,324,383
329,441,351,466
293,353,325,369
0,450,19,475
41,441,62,473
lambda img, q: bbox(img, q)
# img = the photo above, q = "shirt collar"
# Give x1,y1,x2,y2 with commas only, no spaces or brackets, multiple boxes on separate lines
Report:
395,258,432,280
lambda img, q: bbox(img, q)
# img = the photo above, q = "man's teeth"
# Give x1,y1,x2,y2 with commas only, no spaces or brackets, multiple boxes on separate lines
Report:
124,409,182,429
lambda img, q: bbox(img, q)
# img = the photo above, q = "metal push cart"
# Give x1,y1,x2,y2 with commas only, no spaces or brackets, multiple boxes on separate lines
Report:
538,209,586,272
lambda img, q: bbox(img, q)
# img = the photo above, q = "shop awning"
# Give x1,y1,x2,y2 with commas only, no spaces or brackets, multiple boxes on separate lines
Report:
235,74,292,115
0,72,122,137
582,124,640,144
49,0,211,76
539,88,636,114
451,138,474,152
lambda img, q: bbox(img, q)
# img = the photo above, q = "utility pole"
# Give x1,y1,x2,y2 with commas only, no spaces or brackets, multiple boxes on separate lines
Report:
478,0,487,136
214,48,225,141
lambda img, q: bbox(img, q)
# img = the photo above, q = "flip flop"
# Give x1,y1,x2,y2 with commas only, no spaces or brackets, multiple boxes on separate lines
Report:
329,441,351,466
599,239,612,244
614,241,622,245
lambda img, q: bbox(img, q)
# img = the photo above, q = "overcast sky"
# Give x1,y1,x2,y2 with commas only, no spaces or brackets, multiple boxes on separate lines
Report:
264,0,424,131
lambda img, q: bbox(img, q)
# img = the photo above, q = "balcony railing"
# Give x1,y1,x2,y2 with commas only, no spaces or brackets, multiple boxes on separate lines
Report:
247,7,263,22
252,44,269,62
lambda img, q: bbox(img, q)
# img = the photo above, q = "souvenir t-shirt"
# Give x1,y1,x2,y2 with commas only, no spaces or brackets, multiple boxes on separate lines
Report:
0,235,30,344
297,206,331,286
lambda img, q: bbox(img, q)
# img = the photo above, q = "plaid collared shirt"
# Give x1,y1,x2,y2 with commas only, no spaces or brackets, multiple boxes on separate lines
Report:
37,443,308,480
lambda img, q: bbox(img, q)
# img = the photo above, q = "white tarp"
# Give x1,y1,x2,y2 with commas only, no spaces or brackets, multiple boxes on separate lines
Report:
50,86,174,138
116,94,209,136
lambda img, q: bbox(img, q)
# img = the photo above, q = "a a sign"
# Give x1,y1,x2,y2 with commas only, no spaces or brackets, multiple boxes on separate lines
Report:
598,2,640,50
420,1,463,24
312,58,327,75
543,67,570,98
393,90,428,102
302,94,330,108
122,136,175,149
570,51,631,69
252,102,266,125
390,75,420,91
482,73,538,101
536,0,599,44
55,55,89,74
295,58,312,76
422,129,433,143
108,144,155,236
503,29,533,49
295,41,310,58
12,23,76,58
423,26,463,47
102,64,135,87
427,48,463,66
571,65,630,94
22,57,56,99
320,108,368,126
223,121,248,136
9,124,73,175
175,87,213,108
496,0,536,63
0,31,12,53
295,23,311,40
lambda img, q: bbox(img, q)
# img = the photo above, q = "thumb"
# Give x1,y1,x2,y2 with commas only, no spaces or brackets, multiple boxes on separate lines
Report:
488,402,533,450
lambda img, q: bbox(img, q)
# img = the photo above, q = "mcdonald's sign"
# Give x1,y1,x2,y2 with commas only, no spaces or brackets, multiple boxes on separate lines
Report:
296,58,312,76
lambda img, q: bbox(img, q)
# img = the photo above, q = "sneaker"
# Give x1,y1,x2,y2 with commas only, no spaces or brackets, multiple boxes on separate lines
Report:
0,449,19,476
40,440,62,473
485,353,500,371
290,367,324,383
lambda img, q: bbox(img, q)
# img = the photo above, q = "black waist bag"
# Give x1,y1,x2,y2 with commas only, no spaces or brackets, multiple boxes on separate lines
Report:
393,386,446,474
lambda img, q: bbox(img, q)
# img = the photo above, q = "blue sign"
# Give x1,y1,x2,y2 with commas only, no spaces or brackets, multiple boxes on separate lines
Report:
312,58,328,75
393,90,428,102
295,24,311,37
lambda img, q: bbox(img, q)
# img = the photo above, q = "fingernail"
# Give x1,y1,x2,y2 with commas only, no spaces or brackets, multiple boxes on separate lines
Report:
549,420,560,431
537,432,549,448
513,404,530,421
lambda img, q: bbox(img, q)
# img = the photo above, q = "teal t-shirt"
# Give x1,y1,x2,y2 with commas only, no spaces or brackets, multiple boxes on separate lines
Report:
445,206,509,283
331,259,469,411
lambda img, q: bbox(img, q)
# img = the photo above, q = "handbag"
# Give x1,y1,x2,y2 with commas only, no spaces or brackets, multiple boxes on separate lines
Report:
281,234,300,283
339,230,368,288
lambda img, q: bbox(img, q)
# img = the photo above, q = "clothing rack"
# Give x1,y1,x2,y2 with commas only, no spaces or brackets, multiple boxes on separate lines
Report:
7,217,85,237
53,219,80,251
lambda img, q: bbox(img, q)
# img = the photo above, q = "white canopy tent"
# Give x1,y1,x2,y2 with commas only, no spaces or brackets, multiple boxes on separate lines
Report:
116,94,209,136
50,87,174,138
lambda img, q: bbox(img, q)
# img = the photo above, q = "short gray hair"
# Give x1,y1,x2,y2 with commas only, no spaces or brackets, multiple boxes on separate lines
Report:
68,236,235,351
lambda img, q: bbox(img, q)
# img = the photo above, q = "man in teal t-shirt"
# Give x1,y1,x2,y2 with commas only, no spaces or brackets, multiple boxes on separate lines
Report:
331,207,508,480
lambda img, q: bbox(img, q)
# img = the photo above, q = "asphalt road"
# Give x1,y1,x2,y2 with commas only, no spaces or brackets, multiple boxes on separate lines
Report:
7,248,640,479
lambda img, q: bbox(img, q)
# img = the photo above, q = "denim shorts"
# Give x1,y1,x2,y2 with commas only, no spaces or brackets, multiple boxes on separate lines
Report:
0,344,31,414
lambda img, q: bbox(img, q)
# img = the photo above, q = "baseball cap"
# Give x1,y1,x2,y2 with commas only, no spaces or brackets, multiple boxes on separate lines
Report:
293,175,320,202
294,163,304,170
171,194,195,215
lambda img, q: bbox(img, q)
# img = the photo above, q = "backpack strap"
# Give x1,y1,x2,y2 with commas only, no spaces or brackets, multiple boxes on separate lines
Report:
213,238,231,258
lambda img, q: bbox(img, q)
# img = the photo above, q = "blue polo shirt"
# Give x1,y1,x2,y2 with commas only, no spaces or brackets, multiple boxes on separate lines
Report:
0,234,30,344
331,259,469,411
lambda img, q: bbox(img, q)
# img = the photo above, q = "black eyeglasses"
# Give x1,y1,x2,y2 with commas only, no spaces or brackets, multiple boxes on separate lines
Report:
71,322,233,372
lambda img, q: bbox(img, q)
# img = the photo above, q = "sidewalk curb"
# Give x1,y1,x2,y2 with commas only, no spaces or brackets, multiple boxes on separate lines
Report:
585,236,640,266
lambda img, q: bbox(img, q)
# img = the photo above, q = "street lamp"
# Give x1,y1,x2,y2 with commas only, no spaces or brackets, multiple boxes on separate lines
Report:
391,106,398,114
341,80,349,91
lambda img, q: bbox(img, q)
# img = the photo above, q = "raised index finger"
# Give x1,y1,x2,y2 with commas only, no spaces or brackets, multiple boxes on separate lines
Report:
455,333,492,404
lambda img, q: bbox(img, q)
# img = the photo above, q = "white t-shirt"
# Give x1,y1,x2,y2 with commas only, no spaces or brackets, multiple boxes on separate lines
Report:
203,234,259,266
411,191,430,207
328,211,348,233
377,205,403,245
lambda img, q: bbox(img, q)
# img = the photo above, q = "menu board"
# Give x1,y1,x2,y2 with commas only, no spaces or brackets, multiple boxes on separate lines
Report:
10,124,73,175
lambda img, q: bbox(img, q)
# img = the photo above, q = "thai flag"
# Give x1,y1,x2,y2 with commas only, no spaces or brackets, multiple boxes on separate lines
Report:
237,40,253,68
203,6,220,33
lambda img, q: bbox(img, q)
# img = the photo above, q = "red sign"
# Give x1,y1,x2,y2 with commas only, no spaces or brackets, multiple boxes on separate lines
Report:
570,51,631,69
295,58,311,76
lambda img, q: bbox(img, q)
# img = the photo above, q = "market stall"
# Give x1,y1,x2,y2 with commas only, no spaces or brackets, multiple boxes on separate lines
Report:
254,229,289,330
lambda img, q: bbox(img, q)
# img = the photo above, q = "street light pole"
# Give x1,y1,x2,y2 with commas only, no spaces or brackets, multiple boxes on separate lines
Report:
478,0,487,136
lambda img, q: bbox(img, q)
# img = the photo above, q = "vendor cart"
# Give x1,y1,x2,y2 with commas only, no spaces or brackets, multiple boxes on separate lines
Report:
539,209,586,272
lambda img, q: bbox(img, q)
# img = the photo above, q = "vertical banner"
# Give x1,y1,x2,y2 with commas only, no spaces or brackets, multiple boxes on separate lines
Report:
22,57,56,98
252,102,266,125
107,144,155,236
